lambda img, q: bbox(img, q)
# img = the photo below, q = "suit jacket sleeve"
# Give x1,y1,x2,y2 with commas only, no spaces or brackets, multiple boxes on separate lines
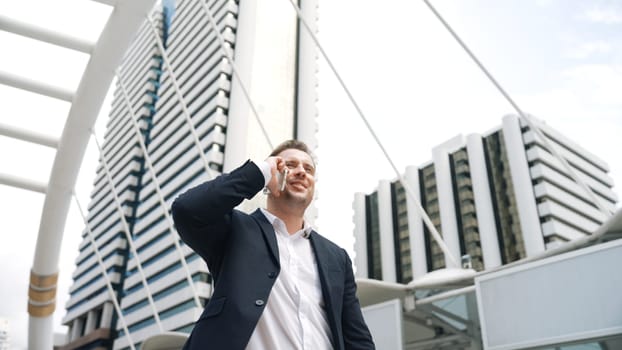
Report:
171,160,264,272
341,250,376,349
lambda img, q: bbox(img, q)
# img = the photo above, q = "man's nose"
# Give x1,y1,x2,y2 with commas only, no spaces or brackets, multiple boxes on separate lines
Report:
291,164,306,176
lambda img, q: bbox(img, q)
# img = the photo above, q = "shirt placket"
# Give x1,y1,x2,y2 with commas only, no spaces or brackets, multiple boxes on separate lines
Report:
282,232,305,349
292,237,313,350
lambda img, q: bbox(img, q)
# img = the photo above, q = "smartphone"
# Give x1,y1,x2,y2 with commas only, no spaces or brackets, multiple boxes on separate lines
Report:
278,168,289,192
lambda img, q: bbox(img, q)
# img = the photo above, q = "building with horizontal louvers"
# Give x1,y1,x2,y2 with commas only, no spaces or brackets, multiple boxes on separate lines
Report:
61,0,318,349
353,114,618,284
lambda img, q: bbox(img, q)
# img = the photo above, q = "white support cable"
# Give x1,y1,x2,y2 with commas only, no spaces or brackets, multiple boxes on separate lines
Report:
420,0,612,217
285,0,461,268
116,71,203,309
197,0,273,149
71,192,136,350
90,129,164,333
146,15,218,180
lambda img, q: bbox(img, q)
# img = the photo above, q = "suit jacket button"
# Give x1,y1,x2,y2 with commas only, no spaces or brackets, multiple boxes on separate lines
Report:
268,272,276,278
255,299,265,306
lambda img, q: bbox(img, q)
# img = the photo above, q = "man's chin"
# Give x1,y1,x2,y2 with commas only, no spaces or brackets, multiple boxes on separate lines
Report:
283,190,312,204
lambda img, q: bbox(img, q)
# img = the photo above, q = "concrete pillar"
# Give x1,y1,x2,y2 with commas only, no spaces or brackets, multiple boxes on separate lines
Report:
29,316,54,348
404,166,427,279
466,134,502,269
353,192,368,278
66,323,73,344
295,0,319,150
101,302,114,328
223,0,257,172
84,310,97,334
225,1,299,172
432,135,465,268
378,180,397,282
70,317,84,341
502,115,545,256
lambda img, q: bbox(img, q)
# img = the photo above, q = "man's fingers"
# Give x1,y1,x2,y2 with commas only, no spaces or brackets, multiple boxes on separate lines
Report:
275,157,285,172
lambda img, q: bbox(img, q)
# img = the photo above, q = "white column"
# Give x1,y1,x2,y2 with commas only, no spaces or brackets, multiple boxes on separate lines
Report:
84,310,97,334
296,0,320,226
225,1,299,172
502,115,545,256
223,0,257,172
432,135,465,267
404,166,427,279
295,0,319,150
377,180,397,282
352,192,368,278
100,302,114,328
70,317,84,341
30,317,54,347
466,134,502,269
66,324,73,344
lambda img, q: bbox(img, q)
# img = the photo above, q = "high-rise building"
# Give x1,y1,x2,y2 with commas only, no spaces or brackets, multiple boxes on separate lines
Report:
60,1,318,349
353,115,618,283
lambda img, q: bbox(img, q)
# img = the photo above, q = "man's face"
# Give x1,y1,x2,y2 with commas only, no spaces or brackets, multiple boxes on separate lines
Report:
277,148,316,207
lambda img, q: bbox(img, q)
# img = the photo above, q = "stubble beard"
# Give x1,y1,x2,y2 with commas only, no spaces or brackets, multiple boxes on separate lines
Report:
280,187,313,211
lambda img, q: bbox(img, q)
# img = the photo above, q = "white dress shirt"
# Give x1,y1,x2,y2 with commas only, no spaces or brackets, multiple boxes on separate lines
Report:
246,162,333,349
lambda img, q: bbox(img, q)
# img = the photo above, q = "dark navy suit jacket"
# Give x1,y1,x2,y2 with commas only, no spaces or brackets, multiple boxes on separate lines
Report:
171,160,374,349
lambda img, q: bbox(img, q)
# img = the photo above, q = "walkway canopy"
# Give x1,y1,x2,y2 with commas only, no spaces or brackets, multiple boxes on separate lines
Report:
0,1,155,348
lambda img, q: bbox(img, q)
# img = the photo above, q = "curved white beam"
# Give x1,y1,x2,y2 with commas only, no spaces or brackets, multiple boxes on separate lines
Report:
0,14,94,54
28,0,157,349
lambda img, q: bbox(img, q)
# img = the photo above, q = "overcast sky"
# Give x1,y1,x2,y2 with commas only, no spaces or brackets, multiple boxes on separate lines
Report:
1,0,621,348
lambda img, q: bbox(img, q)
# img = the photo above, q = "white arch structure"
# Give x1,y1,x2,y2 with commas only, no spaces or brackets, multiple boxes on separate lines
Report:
0,1,155,348
0,0,616,349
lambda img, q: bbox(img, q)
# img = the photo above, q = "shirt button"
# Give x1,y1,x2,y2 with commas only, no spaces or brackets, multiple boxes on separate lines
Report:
255,299,265,307
267,272,277,278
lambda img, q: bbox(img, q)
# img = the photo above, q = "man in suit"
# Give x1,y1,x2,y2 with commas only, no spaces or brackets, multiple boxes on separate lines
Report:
172,140,375,349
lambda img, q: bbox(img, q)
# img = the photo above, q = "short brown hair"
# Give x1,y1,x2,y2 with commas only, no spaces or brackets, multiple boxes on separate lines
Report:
269,140,315,164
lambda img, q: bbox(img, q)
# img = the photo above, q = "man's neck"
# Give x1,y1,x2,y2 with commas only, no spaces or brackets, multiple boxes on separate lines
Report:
266,203,305,235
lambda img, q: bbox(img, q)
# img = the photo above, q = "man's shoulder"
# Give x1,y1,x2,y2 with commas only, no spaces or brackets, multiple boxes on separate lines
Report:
311,231,345,253
231,208,263,222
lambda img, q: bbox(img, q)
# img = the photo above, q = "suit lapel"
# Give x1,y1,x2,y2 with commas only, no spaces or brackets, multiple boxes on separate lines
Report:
309,231,342,347
250,209,280,266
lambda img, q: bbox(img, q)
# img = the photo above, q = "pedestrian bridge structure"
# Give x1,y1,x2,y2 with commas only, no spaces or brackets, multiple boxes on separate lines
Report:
0,1,621,349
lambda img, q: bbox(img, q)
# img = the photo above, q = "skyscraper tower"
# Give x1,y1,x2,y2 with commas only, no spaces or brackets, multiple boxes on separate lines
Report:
353,115,618,284
60,1,318,349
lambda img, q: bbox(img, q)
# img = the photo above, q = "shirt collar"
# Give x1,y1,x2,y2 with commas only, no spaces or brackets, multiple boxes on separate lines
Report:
260,208,312,239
